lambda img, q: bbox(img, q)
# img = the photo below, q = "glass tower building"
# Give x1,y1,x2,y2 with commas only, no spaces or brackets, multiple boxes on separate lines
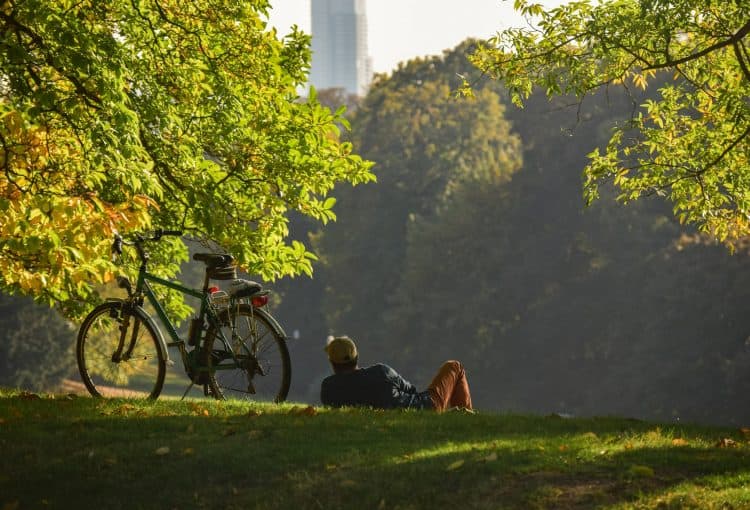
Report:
310,0,372,96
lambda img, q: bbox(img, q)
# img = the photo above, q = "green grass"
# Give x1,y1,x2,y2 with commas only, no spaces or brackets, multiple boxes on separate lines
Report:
1,388,749,510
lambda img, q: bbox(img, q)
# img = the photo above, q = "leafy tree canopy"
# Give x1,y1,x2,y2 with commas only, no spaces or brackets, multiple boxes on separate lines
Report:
470,0,750,245
0,0,373,315
315,42,522,357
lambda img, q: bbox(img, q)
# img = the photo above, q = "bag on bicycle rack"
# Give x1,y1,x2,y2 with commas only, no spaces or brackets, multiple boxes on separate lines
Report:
207,264,237,280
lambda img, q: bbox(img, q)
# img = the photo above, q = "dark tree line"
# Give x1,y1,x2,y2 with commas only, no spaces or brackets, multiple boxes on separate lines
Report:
0,294,76,391
275,41,750,426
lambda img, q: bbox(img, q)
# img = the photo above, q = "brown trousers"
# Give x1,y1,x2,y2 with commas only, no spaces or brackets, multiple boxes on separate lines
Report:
427,360,473,412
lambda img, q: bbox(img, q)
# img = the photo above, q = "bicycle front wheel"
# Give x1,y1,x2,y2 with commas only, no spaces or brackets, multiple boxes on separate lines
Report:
205,304,290,402
77,301,166,399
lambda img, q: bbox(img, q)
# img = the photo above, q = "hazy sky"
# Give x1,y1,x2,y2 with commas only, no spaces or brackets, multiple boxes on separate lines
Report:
268,0,567,75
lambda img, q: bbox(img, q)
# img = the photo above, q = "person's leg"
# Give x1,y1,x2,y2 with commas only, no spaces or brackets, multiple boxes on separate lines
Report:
427,360,472,412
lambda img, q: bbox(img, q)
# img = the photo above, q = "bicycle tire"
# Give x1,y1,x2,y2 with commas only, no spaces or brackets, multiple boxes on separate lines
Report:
204,304,290,402
77,301,166,399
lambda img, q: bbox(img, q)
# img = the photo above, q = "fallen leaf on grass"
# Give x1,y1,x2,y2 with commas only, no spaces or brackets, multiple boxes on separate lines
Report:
185,424,195,434
155,446,170,456
339,480,357,488
446,459,464,471
671,438,688,446
183,448,194,456
113,404,136,416
287,406,318,417
301,406,318,416
558,445,568,452
715,438,738,448
222,427,237,437
480,452,498,462
247,430,262,439
247,409,263,418
188,403,210,416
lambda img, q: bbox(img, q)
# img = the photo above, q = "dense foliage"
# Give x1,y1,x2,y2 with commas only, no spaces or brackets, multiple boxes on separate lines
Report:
275,42,750,426
0,293,75,391
0,0,373,316
314,42,522,349
470,0,750,246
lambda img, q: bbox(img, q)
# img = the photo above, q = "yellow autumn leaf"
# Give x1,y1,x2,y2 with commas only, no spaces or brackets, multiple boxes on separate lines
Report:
715,438,738,448
446,459,465,471
155,446,170,456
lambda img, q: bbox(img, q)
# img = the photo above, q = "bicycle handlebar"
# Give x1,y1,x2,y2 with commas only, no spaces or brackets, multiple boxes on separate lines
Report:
111,229,183,260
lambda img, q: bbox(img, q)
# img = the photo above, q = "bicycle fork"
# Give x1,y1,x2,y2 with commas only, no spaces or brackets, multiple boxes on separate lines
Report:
110,305,140,363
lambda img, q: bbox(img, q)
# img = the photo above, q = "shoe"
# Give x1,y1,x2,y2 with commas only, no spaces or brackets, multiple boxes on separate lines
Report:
448,406,476,414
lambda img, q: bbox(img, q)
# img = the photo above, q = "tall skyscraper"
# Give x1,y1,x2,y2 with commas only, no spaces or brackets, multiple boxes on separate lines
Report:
310,0,372,97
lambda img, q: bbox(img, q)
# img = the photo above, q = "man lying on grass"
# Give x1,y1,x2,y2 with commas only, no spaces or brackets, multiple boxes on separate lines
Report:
320,336,473,412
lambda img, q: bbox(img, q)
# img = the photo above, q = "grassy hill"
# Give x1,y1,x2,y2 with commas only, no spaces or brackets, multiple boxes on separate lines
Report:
1,388,748,509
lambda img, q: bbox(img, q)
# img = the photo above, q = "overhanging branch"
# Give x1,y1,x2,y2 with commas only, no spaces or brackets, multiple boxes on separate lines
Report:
644,20,750,71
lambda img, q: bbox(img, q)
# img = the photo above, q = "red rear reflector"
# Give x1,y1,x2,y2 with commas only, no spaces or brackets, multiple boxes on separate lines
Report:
208,286,220,294
251,295,269,307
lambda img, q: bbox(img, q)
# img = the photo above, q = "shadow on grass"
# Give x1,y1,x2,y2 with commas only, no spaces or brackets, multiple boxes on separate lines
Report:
1,395,748,509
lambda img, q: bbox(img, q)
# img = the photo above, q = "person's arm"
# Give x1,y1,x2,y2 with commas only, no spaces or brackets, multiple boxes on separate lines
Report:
381,364,416,394
320,377,336,406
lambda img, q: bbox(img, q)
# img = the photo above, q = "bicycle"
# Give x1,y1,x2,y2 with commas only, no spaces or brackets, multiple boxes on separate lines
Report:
75,229,291,402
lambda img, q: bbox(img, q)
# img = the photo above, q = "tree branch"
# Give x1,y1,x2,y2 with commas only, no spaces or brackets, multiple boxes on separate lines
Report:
733,41,750,82
698,121,750,176
644,20,750,71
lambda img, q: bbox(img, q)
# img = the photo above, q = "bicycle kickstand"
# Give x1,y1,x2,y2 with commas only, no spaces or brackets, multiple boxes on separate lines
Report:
180,383,195,401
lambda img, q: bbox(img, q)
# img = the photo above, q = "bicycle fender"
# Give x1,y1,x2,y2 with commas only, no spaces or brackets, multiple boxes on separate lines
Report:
252,307,289,342
105,298,172,364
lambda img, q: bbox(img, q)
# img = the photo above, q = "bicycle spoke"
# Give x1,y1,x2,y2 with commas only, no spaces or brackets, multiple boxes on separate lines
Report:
206,305,289,402
77,303,165,400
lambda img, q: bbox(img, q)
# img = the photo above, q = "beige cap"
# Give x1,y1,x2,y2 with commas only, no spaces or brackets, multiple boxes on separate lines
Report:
324,336,358,364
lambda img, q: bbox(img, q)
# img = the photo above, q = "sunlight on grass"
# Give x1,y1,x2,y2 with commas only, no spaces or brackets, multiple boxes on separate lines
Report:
388,439,510,465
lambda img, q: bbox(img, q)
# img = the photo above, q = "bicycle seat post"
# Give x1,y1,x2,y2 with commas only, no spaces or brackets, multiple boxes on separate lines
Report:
202,268,211,294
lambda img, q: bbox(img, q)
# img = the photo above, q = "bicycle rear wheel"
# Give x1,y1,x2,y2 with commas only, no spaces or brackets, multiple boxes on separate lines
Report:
77,301,165,399
205,304,290,402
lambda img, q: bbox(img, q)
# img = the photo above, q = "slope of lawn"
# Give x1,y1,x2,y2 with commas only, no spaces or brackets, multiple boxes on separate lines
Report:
1,388,748,509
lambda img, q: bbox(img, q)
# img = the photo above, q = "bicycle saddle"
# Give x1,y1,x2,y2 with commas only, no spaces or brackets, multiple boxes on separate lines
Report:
193,253,235,268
